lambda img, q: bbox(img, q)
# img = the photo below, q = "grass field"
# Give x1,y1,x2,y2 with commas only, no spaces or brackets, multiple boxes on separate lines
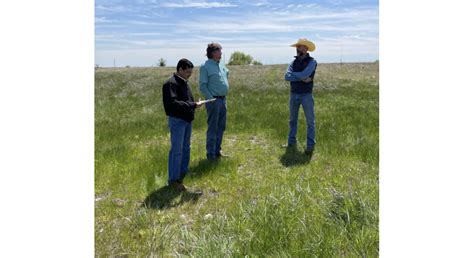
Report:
95,62,379,256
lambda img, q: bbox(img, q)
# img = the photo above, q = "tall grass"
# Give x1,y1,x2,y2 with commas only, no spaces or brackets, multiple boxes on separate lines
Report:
95,63,379,256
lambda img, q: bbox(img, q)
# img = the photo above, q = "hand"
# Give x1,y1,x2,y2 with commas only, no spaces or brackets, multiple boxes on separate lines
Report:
196,98,204,108
302,77,312,83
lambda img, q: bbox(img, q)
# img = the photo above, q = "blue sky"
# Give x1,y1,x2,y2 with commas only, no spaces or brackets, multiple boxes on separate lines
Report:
95,0,378,67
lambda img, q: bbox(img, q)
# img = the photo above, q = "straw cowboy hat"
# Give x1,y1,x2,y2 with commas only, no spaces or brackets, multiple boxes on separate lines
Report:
290,38,316,52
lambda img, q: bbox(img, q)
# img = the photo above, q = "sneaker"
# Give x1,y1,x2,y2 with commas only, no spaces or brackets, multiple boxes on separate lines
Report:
304,148,314,155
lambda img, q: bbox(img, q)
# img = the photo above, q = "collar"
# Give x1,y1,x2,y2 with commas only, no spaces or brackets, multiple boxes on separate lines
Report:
208,58,220,65
294,53,310,61
174,73,188,83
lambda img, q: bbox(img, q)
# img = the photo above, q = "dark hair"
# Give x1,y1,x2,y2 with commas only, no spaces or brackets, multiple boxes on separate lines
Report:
206,42,222,59
176,58,194,72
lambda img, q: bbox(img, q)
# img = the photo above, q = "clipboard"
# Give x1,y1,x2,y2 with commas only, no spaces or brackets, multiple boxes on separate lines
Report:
200,98,217,104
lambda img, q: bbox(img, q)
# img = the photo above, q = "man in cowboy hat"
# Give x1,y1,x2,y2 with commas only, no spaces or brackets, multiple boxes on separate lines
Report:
284,38,318,155
199,42,230,160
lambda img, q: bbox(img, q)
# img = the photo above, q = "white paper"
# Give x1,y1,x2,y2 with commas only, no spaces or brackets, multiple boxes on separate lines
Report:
200,98,217,104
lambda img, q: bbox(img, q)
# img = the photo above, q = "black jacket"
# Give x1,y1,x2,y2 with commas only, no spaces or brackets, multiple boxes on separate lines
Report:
162,74,197,123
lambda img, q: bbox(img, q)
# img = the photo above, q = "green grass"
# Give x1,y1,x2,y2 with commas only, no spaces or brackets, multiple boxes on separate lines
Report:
95,62,379,256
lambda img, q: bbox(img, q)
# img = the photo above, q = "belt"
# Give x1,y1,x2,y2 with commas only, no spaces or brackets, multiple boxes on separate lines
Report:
213,96,225,99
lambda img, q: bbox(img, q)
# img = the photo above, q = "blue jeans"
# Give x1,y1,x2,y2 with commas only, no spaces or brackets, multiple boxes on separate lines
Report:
167,116,192,184
205,97,227,159
288,93,316,149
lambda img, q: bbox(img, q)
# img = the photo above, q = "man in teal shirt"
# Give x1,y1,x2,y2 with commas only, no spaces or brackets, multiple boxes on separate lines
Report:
199,43,230,160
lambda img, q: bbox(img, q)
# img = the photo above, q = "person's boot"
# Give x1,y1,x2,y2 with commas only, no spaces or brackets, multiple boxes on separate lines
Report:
216,152,229,158
170,181,187,192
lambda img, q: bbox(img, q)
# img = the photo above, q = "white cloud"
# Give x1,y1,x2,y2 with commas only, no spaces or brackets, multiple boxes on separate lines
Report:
95,5,128,13
249,3,269,7
95,34,119,39
273,9,378,22
165,5,378,34
129,32,164,36
126,20,175,26
181,22,377,34
96,40,378,67
96,32,378,66
243,0,270,7
95,24,128,29
161,1,237,8
96,38,169,48
94,17,112,23
95,1,378,66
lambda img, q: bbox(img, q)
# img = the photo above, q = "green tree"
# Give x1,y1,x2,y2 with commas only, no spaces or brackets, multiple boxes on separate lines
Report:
252,60,262,65
228,51,253,65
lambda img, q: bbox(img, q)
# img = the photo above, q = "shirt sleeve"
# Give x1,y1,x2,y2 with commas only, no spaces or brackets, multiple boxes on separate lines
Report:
284,60,300,81
285,60,317,81
199,65,213,99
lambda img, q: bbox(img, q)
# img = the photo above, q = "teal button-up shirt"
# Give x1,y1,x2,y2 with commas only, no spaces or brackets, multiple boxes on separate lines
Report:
199,59,230,100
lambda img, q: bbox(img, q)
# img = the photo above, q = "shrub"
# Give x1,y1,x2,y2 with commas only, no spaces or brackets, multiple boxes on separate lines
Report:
228,51,253,65
159,58,166,67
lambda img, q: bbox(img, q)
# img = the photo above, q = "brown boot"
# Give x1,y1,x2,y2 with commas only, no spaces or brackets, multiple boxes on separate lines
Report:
170,181,187,192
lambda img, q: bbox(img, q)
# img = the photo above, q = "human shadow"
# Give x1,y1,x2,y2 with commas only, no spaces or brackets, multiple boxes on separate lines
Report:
279,146,312,167
142,185,202,210
187,158,221,179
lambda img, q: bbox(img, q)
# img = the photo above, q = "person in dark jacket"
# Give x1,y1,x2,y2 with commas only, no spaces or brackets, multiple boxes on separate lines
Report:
284,38,318,155
163,58,204,191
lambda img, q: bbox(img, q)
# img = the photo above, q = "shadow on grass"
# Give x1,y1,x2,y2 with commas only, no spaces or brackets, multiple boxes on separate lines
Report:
187,158,221,179
280,146,312,167
142,185,202,210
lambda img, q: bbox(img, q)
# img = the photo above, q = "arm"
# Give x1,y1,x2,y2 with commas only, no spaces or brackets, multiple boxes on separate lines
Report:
285,60,317,81
199,66,214,99
290,59,317,79
284,61,299,81
163,82,196,113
